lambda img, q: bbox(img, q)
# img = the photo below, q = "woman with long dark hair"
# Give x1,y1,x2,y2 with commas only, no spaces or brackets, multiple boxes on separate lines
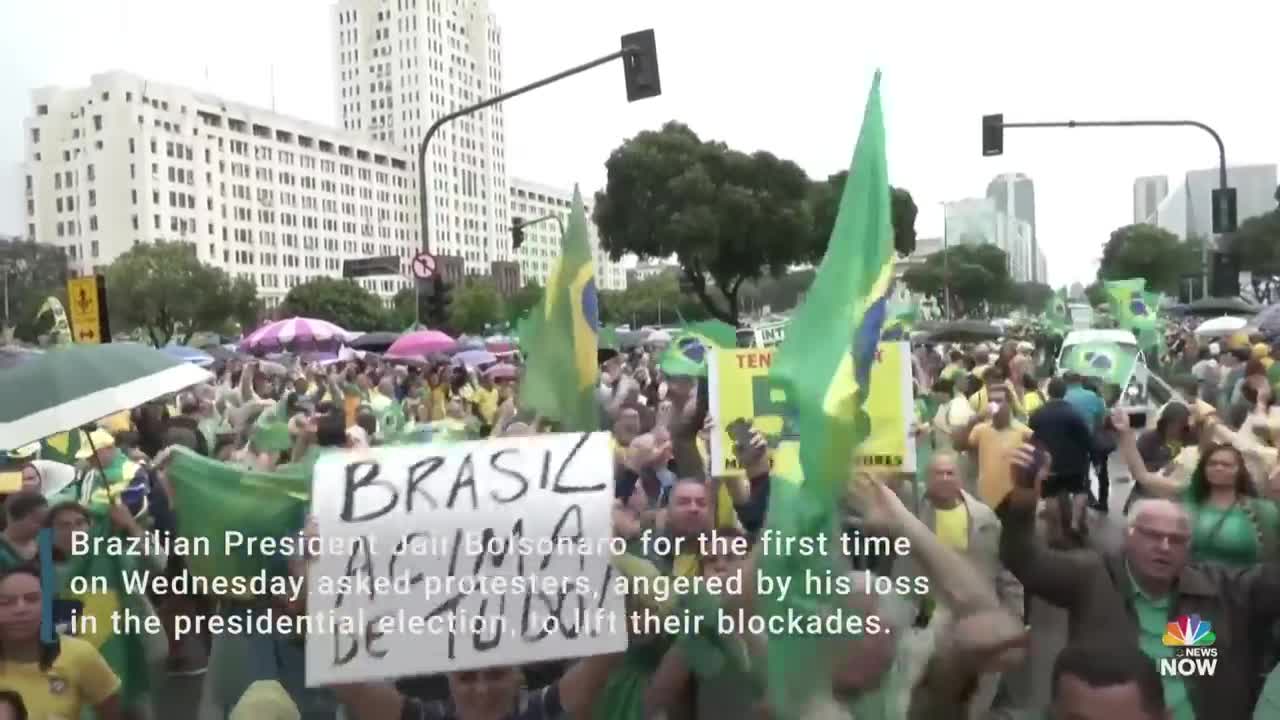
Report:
0,689,27,720
0,566,122,719
1115,409,1280,566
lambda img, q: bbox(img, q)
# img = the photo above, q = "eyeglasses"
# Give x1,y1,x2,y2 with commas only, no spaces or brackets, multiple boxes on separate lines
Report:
1131,526,1191,548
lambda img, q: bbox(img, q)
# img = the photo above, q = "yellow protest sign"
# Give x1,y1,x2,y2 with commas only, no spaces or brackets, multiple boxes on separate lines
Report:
66,276,104,344
707,343,914,478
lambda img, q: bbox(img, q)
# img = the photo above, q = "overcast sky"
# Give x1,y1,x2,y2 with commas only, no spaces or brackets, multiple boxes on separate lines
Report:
2,0,1277,288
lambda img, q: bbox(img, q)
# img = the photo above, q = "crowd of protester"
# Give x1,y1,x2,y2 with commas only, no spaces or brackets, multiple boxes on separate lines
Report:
2,327,1280,719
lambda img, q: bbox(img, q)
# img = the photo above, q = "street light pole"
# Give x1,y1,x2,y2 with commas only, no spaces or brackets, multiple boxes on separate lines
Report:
417,45,645,255
512,214,566,238
989,118,1231,299
940,202,953,320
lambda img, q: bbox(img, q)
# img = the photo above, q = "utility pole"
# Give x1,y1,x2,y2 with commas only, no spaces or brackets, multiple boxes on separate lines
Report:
982,115,1237,298
417,30,660,255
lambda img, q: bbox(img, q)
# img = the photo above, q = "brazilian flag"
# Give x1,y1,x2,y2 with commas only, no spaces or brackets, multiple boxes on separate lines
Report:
880,301,917,341
658,320,737,377
520,187,600,431
1044,289,1070,332
39,430,85,465
57,510,151,707
761,71,894,712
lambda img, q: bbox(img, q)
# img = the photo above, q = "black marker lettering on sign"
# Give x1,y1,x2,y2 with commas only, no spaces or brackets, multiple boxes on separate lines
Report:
406,456,445,511
552,434,605,494
342,462,398,522
447,453,479,509
389,531,430,587
334,536,375,609
488,448,529,504
332,611,390,666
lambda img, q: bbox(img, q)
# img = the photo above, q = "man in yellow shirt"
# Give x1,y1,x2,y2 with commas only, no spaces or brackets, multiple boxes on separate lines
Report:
955,382,1033,508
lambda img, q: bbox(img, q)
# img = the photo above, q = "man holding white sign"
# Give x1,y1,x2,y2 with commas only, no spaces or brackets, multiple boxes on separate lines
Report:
304,432,629,689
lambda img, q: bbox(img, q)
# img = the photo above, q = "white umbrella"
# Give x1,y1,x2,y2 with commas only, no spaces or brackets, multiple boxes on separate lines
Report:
1194,316,1247,338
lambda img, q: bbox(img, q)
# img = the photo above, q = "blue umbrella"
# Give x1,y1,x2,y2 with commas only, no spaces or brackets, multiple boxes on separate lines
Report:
162,345,215,368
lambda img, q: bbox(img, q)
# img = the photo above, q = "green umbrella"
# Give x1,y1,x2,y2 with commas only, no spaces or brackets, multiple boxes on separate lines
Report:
0,342,214,451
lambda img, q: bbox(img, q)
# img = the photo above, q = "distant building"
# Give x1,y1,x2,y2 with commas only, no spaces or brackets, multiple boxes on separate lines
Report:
333,0,510,275
628,261,679,285
942,198,1036,283
507,178,626,291
1133,175,1169,224
1145,164,1278,240
20,71,418,308
986,173,1039,281
892,235,941,282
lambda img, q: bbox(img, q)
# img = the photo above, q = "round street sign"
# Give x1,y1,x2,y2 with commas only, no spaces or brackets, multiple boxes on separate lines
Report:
411,252,437,280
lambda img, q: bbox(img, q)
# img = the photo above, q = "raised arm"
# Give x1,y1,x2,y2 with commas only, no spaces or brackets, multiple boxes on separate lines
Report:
1111,409,1185,498
997,444,1102,610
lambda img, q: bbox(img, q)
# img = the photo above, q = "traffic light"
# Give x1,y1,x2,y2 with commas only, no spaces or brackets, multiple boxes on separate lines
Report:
427,275,453,327
621,29,661,102
1210,251,1240,298
982,114,1004,157
511,217,526,252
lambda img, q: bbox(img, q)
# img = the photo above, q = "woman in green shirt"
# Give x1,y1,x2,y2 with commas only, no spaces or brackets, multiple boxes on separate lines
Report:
1183,443,1279,566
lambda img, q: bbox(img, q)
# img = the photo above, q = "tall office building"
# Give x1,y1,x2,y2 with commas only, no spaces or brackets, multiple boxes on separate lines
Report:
942,197,1036,283
1133,175,1169,224
509,178,627,291
985,173,1038,282
19,71,419,308
333,0,509,276
1146,164,1277,240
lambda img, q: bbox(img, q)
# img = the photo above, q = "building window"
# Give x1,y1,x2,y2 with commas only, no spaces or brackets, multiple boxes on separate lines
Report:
91,240,99,257
93,115,103,131
36,104,48,116
129,138,135,153
87,164,95,182
55,174,61,190
131,189,137,204
56,198,63,213
56,222,64,237
153,214,160,229
30,128,39,143
89,216,98,231
88,189,96,207
132,215,139,230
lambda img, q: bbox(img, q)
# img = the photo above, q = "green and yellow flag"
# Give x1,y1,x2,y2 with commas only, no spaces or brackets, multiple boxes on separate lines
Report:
1106,278,1161,353
58,513,150,705
881,300,917,341
1044,288,1070,332
165,448,309,587
761,71,895,711
658,320,739,377
519,187,599,431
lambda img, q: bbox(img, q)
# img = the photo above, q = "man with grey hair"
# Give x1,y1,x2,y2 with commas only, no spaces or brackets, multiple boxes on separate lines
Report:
999,444,1280,719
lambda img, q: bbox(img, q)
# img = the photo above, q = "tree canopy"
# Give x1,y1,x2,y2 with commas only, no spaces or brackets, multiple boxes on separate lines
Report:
1225,196,1280,302
280,277,387,332
901,244,1013,317
809,172,918,259
600,272,711,327
504,282,544,325
593,122,815,325
1096,223,1200,294
106,242,259,347
447,278,505,334
1,238,70,343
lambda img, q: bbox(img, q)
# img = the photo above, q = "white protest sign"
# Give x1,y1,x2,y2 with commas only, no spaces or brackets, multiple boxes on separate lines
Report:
305,432,627,686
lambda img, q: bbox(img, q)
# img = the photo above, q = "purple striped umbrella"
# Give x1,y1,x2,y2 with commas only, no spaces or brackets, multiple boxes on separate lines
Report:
238,317,354,354
385,330,456,359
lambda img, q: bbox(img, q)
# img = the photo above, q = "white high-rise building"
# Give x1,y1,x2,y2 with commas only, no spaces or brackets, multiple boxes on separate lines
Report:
333,0,509,276
1145,164,1278,240
19,71,418,307
1133,175,1169,224
509,178,627,291
942,198,1036,283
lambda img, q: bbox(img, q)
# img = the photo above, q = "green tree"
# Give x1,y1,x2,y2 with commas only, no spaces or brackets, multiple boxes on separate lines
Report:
280,277,387,332
105,242,260,347
447,279,505,334
1006,281,1054,312
594,122,813,325
1096,223,1198,294
1226,208,1280,302
901,244,1012,318
809,173,918,259
1,238,70,343
389,287,417,330
505,282,543,325
1084,281,1108,308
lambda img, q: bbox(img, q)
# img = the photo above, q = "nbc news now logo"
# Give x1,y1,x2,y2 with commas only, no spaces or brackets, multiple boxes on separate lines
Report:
1160,614,1218,677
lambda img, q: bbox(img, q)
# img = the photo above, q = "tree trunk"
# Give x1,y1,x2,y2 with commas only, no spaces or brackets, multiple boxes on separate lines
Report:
685,268,737,326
